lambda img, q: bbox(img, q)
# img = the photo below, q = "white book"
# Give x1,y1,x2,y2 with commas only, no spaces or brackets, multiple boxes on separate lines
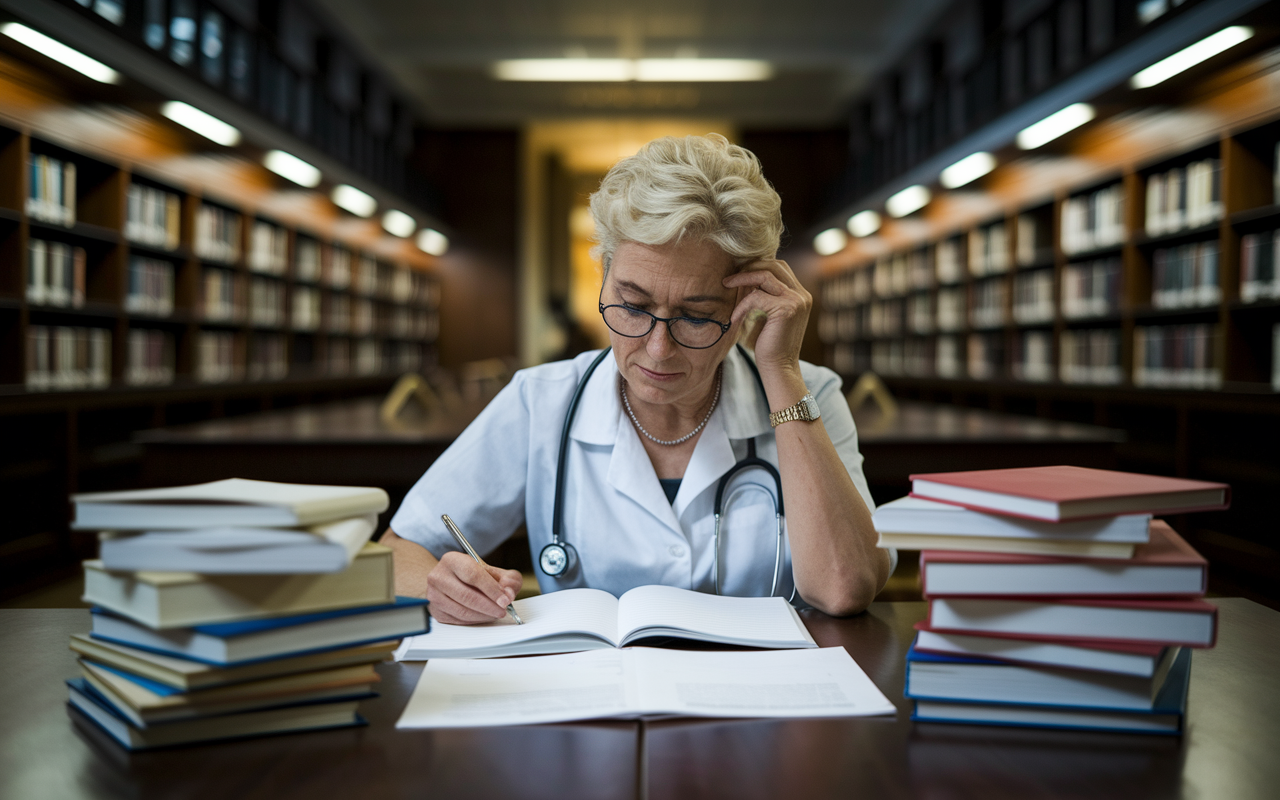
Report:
396,647,894,729
68,683,362,750
72,478,389,530
914,629,1173,677
398,585,817,660
98,514,378,573
905,645,1179,710
872,496,1151,542
27,239,46,304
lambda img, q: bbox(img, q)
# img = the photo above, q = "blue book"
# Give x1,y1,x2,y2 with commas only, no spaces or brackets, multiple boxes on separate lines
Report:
90,596,429,666
77,660,380,727
67,679,368,751
905,637,1182,711
911,647,1191,735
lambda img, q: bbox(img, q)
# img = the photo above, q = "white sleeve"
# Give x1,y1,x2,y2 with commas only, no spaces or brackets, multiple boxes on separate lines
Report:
389,374,531,559
806,365,898,576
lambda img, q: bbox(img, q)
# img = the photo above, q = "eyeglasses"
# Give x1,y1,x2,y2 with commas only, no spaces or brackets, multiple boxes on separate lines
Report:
599,303,731,349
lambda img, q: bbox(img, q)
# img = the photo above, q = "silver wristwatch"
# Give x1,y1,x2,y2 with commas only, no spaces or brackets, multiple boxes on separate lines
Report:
769,393,821,427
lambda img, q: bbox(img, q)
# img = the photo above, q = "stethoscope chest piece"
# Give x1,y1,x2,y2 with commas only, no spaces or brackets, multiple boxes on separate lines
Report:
539,541,576,577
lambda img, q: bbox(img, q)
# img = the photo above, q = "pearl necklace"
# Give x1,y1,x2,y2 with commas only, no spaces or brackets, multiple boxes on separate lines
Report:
620,368,722,446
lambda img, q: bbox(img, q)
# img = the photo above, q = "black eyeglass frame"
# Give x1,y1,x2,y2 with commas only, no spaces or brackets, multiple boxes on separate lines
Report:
598,302,732,350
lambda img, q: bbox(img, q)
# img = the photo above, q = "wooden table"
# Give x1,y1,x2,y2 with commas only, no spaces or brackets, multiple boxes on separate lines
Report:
853,401,1125,501
134,397,486,491
3,599,1276,799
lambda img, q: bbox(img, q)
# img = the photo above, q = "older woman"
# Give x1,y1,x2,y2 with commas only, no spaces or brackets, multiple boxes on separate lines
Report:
382,134,891,623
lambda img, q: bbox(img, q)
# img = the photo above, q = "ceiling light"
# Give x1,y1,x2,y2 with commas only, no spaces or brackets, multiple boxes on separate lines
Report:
1131,26,1253,89
634,59,772,81
382,209,416,238
940,152,997,189
1016,103,1096,150
417,228,450,256
812,228,848,256
493,58,773,82
886,185,931,218
263,150,321,187
159,101,241,146
495,59,633,81
847,210,882,238
331,184,377,217
0,23,120,84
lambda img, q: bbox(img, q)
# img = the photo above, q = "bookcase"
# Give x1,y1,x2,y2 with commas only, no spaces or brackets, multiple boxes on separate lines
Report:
817,111,1280,601
3,123,442,392
819,118,1280,392
0,122,442,599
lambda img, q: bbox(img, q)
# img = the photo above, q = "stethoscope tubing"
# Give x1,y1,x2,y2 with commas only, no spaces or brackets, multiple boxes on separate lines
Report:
548,344,787,596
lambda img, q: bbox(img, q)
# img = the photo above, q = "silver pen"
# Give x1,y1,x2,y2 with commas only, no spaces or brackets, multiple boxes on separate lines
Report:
441,514,524,624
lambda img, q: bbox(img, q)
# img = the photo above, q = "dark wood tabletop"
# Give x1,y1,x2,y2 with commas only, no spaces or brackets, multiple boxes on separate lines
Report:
5,599,1275,800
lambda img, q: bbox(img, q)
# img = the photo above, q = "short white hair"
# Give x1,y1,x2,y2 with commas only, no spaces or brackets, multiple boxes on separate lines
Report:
590,134,783,276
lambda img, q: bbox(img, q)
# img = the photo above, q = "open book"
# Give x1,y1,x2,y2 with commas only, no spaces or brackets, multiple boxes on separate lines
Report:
397,585,816,660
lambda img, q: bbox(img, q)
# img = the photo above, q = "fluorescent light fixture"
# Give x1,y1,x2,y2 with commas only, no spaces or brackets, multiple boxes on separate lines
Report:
1131,26,1253,89
634,59,772,81
417,228,450,256
263,150,321,187
493,58,772,82
847,210,882,238
331,184,377,217
885,185,931,218
1016,103,1096,150
0,23,120,84
495,59,633,81
382,209,416,238
812,228,848,256
940,152,997,189
159,101,241,146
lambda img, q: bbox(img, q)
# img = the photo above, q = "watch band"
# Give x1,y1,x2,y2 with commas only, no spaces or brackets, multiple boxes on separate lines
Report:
769,393,821,428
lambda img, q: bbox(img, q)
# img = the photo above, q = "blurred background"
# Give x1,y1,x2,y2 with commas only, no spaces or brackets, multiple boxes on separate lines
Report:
0,0,1277,606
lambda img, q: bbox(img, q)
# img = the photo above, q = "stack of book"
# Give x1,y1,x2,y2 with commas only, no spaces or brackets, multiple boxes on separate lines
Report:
874,465,1230,734
65,478,430,750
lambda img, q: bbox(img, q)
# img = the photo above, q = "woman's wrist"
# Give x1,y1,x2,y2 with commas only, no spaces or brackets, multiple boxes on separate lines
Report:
758,360,807,413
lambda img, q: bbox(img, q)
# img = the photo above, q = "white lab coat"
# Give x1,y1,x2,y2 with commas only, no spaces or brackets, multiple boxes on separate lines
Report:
390,346,885,600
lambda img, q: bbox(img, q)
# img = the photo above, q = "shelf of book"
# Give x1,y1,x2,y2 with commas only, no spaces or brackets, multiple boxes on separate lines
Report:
819,116,1280,396
0,124,443,396
0,121,446,600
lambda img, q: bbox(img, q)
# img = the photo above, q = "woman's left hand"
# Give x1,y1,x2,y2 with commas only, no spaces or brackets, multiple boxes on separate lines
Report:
723,259,812,380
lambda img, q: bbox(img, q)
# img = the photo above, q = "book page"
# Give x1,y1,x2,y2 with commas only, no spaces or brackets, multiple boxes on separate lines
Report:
615,585,816,648
397,588,621,659
394,647,896,728
396,649,639,728
632,647,896,718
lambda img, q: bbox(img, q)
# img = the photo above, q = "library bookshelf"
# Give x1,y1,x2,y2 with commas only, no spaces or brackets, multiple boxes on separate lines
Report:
0,122,442,599
817,105,1280,601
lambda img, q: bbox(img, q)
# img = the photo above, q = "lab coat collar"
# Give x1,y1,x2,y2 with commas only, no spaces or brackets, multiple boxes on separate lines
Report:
567,350,622,446
568,345,772,446
719,345,773,441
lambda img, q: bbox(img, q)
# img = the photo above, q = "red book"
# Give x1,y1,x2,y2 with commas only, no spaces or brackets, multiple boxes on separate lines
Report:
920,520,1207,598
912,622,1172,676
927,596,1218,647
909,465,1230,521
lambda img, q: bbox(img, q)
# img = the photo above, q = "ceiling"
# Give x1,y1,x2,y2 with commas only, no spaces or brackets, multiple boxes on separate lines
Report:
309,0,951,126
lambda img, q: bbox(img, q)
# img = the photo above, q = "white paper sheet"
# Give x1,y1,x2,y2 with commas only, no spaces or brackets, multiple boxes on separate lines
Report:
395,647,896,728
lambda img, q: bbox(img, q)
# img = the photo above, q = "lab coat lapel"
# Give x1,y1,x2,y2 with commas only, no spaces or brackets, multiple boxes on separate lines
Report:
672,409,735,519
608,418,683,534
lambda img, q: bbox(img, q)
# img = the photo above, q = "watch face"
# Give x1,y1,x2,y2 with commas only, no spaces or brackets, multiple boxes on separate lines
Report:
803,395,821,419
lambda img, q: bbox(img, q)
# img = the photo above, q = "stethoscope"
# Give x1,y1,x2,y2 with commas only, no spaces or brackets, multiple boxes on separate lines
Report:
541,344,790,598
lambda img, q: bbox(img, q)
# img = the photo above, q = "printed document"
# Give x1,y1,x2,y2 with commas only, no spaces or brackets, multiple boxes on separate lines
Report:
395,647,896,728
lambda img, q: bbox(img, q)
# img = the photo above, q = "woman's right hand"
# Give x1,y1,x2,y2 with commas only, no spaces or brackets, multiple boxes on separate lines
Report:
424,551,524,625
